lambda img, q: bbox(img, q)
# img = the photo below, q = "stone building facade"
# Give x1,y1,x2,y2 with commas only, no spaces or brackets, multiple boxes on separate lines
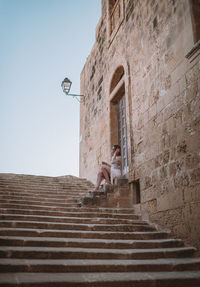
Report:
79,0,200,248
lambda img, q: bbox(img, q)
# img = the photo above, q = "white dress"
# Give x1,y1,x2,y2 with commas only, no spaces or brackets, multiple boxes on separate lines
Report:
111,155,122,184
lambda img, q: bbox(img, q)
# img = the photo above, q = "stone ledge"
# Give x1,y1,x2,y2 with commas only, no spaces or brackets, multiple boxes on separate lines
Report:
77,177,133,208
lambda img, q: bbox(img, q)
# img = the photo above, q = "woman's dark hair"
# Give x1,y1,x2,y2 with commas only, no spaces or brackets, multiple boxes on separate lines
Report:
112,145,121,156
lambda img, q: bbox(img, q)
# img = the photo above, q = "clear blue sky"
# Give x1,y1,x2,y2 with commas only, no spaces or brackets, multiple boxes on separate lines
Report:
0,0,101,177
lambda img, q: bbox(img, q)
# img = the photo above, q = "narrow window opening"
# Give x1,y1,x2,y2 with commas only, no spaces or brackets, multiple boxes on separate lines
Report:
129,179,141,204
190,0,200,43
108,0,124,39
153,16,157,29
135,179,141,204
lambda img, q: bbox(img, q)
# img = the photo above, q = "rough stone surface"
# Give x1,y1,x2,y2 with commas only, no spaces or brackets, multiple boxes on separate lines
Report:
79,0,200,249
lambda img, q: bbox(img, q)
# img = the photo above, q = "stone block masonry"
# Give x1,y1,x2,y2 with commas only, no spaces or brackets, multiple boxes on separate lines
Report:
79,0,200,249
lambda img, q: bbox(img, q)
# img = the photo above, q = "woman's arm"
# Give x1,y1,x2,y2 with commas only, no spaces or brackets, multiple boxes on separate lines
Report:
113,148,120,160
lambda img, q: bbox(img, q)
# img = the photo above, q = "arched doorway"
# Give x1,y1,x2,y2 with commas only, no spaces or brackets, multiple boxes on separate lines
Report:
110,66,128,175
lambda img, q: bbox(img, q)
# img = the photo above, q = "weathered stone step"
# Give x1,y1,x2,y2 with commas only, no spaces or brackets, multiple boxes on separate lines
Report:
0,203,91,212
0,220,156,232
0,187,89,196
0,208,140,219
0,196,78,203
0,183,91,190
0,176,91,183
0,183,91,193
0,192,86,200
0,199,78,207
0,182,82,188
2,271,200,287
0,204,136,214
0,178,93,195
0,177,91,183
0,186,90,193
0,203,79,210
0,228,170,240
0,246,196,260
1,258,200,273
0,214,146,225
0,183,93,190
0,236,184,249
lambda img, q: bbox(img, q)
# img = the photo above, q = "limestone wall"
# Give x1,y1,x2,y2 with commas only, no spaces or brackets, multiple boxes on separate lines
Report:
80,0,200,248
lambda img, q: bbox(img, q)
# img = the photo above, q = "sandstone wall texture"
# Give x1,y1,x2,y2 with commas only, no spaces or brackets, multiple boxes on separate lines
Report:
79,0,200,248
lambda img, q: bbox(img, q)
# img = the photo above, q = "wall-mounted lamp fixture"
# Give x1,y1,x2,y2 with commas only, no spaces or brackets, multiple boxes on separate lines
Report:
61,77,85,103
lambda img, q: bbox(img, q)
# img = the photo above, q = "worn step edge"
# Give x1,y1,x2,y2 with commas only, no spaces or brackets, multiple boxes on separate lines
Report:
0,221,156,232
1,258,200,272
0,199,79,207
0,190,90,197
0,208,140,219
0,183,93,188
0,203,82,211
0,228,170,239
0,186,92,192
0,236,184,249
0,190,90,196
0,195,81,201
1,204,134,214
0,246,196,260
0,188,91,192
0,271,200,287
0,214,146,225
0,220,150,228
0,193,86,200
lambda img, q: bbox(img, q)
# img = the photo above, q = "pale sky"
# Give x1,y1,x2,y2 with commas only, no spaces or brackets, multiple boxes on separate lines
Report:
0,0,101,177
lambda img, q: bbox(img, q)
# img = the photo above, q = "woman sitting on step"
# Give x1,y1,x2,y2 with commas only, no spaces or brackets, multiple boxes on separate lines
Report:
93,145,122,191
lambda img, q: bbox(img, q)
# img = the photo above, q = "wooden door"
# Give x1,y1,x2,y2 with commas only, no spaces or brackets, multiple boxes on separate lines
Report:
118,95,128,174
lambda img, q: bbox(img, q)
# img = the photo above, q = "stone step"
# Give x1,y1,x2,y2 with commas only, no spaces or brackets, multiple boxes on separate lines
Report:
0,203,79,210
0,236,184,249
0,204,136,214
0,181,87,188
0,188,90,196
0,175,91,183
0,214,146,225
0,208,140,219
0,199,78,207
0,176,91,183
0,228,170,240
1,258,200,273
2,271,200,287
0,183,93,190
0,181,85,187
0,182,91,189
0,185,90,191
0,187,92,196
0,175,89,183
0,246,196,260
0,192,87,200
0,220,156,232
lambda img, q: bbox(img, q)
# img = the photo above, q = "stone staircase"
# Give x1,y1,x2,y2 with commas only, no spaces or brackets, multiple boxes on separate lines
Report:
0,173,200,286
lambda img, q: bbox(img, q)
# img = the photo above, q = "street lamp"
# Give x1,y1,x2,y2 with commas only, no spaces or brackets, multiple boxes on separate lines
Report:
61,77,85,103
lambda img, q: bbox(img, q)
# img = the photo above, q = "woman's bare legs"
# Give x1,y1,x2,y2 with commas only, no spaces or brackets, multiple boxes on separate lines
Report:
94,166,110,191
95,171,104,191
101,167,111,185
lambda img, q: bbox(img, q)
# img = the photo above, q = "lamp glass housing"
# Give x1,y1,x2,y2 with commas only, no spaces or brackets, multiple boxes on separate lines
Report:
61,78,72,95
